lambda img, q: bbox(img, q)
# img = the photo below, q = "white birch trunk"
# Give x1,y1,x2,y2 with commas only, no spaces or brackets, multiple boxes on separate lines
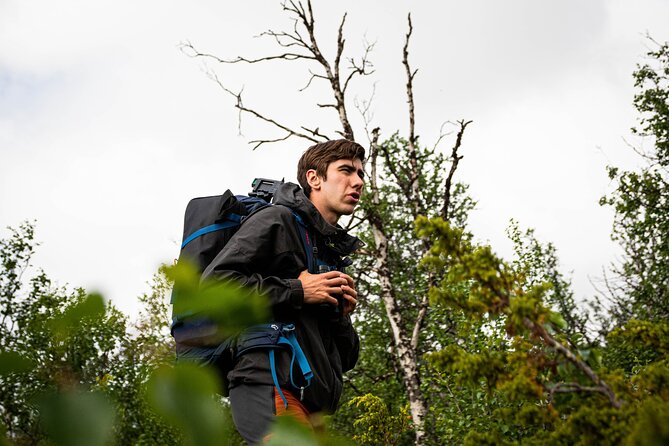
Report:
371,223,429,446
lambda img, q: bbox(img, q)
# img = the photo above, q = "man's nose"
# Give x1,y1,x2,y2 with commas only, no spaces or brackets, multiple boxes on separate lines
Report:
351,175,364,190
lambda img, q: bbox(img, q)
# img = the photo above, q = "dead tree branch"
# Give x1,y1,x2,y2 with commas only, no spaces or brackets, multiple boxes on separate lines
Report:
402,14,441,352
441,119,472,220
184,0,375,147
344,38,376,94
403,14,423,218
180,40,315,64
299,70,329,92
353,82,377,144
369,128,382,209
207,70,323,150
343,213,367,232
432,121,454,152
283,0,355,139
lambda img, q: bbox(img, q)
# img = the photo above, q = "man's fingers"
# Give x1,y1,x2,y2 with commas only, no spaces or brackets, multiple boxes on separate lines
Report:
341,285,357,298
342,293,357,305
320,270,343,279
341,293,357,316
326,286,344,295
339,273,354,287
324,277,348,287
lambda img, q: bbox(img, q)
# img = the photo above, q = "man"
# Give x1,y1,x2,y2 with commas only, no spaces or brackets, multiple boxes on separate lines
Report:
202,139,365,443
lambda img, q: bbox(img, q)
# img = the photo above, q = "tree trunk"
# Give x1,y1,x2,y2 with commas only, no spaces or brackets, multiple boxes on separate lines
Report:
370,222,428,445
368,131,428,445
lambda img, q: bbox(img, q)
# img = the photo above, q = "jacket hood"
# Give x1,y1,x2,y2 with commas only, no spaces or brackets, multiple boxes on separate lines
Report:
273,182,363,256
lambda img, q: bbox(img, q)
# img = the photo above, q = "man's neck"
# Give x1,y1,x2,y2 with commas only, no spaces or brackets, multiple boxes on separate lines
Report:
310,197,338,226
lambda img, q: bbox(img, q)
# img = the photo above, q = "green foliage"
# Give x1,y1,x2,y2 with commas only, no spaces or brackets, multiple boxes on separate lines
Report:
600,39,669,325
102,269,181,445
604,320,669,372
0,351,34,375
331,294,408,435
625,397,669,445
417,216,554,334
0,223,130,443
347,394,411,445
507,221,590,341
168,260,269,338
429,344,503,391
47,292,106,342
417,213,669,444
0,223,176,445
631,39,669,164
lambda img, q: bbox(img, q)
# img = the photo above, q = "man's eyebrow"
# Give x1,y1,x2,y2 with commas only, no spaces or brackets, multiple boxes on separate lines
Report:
339,162,365,178
339,164,356,172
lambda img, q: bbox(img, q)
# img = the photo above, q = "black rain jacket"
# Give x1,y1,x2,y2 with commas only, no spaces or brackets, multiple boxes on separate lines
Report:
201,182,362,413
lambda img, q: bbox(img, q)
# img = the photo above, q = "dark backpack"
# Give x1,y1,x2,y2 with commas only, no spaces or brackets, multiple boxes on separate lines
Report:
175,178,284,273
170,179,313,342
176,190,268,273
169,180,316,400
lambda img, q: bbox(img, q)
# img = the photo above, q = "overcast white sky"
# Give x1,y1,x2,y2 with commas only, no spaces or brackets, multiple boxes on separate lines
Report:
1,1,668,316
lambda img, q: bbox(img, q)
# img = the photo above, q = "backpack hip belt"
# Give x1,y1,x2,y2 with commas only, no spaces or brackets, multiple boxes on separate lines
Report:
234,322,313,408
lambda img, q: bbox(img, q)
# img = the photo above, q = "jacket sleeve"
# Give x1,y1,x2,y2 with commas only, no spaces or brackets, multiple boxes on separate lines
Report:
201,207,304,311
331,315,360,373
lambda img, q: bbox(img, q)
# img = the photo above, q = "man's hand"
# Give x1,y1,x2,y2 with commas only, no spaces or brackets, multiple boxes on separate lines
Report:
298,270,358,316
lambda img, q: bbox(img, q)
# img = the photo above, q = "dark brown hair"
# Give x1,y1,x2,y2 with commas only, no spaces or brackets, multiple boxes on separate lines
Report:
297,139,366,196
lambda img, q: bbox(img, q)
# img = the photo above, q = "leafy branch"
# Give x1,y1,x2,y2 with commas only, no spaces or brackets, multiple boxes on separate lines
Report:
416,217,623,409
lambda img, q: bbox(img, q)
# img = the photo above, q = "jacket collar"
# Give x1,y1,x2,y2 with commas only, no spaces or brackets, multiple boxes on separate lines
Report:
273,182,363,256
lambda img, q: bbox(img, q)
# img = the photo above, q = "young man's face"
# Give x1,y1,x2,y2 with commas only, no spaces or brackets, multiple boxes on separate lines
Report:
308,158,364,225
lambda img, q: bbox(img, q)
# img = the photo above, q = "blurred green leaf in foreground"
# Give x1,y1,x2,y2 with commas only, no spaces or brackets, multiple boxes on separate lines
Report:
145,363,232,446
38,390,115,446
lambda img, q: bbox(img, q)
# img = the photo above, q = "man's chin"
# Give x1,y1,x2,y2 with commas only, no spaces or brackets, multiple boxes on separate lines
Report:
332,208,356,222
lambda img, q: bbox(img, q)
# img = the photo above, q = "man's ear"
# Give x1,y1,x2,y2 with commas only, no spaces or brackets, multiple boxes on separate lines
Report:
306,169,322,192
